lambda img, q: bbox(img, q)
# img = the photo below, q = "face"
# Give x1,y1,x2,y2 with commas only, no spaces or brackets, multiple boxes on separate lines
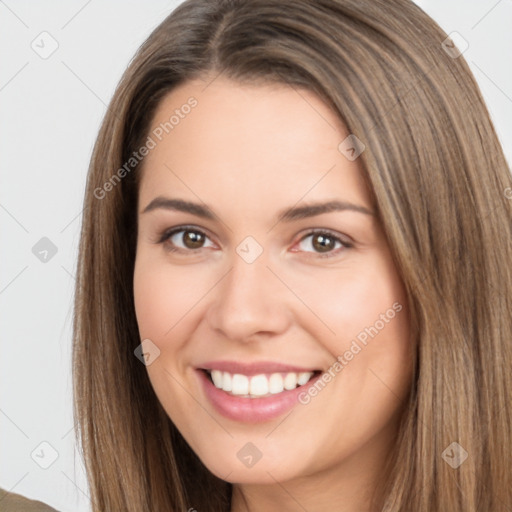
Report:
133,76,413,492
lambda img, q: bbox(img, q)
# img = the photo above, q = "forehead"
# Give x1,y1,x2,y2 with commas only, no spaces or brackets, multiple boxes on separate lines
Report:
138,77,372,218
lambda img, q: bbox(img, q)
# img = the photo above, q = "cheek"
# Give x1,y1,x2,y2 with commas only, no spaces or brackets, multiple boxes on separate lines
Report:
289,261,412,466
133,255,207,340
298,254,412,402
296,256,407,348
133,263,171,339
133,256,203,424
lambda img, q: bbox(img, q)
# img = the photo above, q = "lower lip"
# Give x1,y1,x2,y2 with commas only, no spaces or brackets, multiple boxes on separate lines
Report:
196,369,321,423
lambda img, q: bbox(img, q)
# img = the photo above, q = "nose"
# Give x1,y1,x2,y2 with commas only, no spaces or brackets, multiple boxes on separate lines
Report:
206,250,293,343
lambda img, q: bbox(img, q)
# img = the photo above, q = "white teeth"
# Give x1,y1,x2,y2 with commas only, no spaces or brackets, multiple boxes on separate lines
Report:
211,370,223,388
249,374,268,396
231,374,249,395
207,370,316,397
223,372,232,391
283,372,298,390
269,373,284,394
298,372,312,386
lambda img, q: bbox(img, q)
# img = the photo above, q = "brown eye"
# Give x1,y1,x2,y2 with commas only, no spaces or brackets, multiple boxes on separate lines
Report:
159,227,215,253
295,230,352,258
181,230,205,249
311,233,336,252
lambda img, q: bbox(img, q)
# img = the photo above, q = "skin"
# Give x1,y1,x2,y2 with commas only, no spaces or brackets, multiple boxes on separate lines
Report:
133,76,413,512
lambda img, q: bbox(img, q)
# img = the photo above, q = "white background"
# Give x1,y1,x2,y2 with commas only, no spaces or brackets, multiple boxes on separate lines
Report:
1,1,511,510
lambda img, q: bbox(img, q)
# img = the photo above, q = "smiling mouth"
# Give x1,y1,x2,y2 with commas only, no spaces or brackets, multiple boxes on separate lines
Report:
201,368,322,398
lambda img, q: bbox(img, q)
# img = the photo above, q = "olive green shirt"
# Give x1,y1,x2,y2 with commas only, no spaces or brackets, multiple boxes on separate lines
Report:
0,488,59,512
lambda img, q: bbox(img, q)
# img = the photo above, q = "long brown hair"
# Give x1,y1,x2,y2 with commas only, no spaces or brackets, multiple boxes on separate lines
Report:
72,0,512,510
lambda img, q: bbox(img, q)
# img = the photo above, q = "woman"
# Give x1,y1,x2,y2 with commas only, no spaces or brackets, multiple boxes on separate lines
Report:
72,0,512,510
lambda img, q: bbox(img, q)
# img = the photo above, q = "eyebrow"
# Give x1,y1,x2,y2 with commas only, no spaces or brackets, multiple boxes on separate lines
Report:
141,197,375,221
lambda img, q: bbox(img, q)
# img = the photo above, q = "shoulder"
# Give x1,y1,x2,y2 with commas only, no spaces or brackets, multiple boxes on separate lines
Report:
0,488,60,512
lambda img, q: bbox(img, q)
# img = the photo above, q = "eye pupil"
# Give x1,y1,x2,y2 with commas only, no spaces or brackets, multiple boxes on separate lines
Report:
313,234,335,252
183,230,204,249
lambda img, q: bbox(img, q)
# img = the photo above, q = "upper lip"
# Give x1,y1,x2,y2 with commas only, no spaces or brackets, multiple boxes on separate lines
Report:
197,360,321,376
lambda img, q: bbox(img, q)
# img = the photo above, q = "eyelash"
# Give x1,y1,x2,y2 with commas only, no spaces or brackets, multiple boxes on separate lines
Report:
157,225,353,259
